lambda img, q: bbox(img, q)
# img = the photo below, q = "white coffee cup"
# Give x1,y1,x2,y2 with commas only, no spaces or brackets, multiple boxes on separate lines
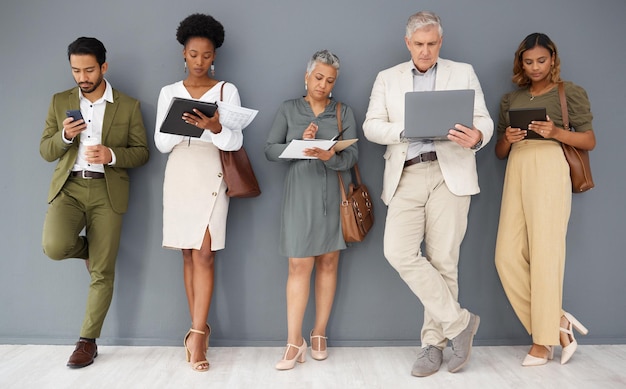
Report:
82,137,99,147
82,137,99,161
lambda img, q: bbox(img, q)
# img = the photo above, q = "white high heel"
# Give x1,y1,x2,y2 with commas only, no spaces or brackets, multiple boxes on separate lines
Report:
522,345,554,366
275,339,307,370
310,330,328,361
561,311,589,365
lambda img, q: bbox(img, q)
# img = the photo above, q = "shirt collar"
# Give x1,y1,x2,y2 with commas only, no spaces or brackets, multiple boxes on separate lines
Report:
78,79,114,104
411,62,438,77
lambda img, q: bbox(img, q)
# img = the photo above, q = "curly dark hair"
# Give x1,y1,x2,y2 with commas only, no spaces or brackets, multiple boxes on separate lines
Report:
176,13,224,49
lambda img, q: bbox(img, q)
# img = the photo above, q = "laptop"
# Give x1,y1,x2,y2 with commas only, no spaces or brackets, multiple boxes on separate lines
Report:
159,97,218,137
508,107,547,139
404,89,475,140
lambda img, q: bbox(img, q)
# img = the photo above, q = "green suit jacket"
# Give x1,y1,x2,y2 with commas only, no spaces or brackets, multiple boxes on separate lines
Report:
40,86,150,214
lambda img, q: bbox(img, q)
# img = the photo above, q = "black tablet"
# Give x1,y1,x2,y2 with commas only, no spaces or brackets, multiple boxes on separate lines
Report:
509,107,547,139
160,97,218,137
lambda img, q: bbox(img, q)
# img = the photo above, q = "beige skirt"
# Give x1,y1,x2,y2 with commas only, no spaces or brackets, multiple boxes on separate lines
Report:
162,140,228,251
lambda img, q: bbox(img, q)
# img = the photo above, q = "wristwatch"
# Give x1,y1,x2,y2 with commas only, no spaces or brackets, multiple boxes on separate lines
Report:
471,138,483,150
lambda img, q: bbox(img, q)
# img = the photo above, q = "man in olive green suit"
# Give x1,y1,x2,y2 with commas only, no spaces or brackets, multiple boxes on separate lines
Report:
39,37,149,368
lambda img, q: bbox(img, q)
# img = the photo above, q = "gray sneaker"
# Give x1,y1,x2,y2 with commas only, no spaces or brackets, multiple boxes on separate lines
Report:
411,345,443,377
448,313,480,373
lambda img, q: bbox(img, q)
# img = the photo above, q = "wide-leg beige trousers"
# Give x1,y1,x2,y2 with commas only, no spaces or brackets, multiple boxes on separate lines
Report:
495,140,571,345
384,161,470,349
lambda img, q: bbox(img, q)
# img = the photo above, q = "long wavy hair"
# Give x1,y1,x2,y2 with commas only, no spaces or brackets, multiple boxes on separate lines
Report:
512,33,561,87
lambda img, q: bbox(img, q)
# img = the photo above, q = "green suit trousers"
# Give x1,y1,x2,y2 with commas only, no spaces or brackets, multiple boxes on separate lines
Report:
42,176,123,338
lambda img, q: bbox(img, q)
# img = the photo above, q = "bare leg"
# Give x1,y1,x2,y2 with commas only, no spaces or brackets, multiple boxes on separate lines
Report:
284,256,314,359
559,315,571,347
311,251,340,351
182,249,194,319
528,343,551,358
184,228,215,369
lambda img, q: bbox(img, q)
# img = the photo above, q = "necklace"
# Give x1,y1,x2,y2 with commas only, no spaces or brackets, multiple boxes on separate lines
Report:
529,83,555,100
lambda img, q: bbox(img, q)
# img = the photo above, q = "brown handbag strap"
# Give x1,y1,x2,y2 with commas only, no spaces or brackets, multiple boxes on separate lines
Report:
220,81,226,101
558,82,569,129
335,102,361,201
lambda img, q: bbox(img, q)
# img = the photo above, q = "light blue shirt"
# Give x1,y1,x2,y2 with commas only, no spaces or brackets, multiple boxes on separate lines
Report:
406,63,437,160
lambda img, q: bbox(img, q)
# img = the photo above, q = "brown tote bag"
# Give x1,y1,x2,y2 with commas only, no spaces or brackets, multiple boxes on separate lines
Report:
335,103,374,242
218,82,261,198
558,82,594,193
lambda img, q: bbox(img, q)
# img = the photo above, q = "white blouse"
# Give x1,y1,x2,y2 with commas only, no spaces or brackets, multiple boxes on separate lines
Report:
154,80,243,153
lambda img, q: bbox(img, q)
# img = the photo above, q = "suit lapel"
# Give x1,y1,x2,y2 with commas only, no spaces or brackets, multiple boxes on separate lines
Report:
400,61,415,95
67,88,82,146
435,59,452,91
102,88,119,144
68,88,80,110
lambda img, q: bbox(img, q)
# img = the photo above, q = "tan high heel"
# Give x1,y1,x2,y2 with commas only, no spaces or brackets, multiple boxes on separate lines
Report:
522,345,554,366
310,330,328,361
561,312,589,365
184,323,211,354
184,328,209,372
275,339,307,370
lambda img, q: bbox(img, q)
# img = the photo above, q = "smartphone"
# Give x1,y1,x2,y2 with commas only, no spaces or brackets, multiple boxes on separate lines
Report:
66,109,84,122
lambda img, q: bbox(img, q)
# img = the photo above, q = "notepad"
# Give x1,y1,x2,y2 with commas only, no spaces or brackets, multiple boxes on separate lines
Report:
279,139,358,159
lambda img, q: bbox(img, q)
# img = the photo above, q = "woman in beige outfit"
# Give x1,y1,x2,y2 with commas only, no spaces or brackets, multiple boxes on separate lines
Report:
155,14,243,372
495,33,595,366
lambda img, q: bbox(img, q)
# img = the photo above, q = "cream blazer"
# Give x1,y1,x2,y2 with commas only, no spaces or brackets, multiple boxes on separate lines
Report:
363,59,493,204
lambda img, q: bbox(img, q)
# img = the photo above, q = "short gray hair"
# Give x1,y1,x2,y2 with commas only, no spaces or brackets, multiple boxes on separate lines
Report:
306,50,340,76
406,11,443,38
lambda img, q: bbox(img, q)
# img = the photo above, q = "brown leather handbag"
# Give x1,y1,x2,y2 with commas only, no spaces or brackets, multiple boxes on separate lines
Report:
220,147,261,197
335,103,374,242
558,82,595,193
218,82,261,198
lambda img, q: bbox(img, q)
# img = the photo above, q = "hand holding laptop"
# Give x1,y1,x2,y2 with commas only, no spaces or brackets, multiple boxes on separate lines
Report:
404,89,475,141
447,123,483,149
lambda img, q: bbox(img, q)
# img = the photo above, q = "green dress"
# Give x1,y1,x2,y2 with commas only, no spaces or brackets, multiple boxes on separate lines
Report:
265,98,359,258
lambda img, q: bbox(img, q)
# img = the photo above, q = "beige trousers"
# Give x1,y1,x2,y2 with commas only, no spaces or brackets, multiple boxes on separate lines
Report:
384,161,470,349
495,140,571,345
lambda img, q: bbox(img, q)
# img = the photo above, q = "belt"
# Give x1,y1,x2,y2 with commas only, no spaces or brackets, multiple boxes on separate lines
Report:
70,170,105,179
404,151,437,167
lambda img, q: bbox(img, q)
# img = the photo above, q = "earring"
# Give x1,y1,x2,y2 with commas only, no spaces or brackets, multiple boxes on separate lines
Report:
305,82,308,91
329,91,332,98
211,63,215,76
184,60,187,73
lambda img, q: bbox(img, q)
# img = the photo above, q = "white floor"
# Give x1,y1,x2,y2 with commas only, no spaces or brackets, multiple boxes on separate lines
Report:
1,344,625,389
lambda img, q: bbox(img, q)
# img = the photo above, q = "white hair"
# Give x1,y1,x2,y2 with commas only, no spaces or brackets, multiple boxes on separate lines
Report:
306,50,340,76
406,11,443,38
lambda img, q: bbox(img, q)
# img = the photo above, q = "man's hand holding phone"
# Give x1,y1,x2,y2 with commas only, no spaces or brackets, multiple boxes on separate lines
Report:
64,110,87,141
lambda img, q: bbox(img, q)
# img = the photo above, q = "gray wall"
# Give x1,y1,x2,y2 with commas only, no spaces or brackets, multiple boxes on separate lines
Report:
1,0,624,347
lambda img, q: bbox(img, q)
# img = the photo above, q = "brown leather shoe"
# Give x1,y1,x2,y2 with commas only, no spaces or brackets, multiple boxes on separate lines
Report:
67,340,98,368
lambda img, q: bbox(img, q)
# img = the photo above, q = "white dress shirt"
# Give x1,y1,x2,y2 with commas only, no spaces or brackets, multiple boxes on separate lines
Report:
64,80,116,172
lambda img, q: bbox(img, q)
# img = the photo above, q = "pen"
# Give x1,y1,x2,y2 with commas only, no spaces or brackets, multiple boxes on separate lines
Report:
331,128,348,141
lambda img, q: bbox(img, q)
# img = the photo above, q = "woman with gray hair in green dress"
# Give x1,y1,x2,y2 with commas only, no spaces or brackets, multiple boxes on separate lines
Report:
265,49,359,370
